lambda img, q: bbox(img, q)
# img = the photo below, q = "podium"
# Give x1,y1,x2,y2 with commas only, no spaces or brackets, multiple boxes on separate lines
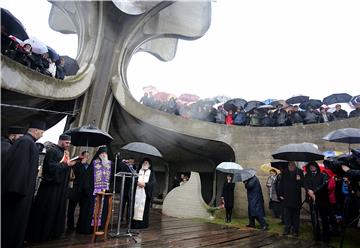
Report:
108,170,139,240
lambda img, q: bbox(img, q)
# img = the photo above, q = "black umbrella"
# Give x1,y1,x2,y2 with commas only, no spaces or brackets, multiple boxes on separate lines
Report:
270,100,288,108
1,8,29,40
63,124,113,147
323,93,352,105
224,98,247,111
286,95,309,104
244,100,265,112
272,143,324,162
270,160,289,170
61,55,80,76
232,169,257,182
350,95,360,106
299,99,323,110
322,128,360,152
47,46,60,62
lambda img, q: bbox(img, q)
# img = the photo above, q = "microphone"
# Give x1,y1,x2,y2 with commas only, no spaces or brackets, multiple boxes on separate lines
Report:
114,152,121,157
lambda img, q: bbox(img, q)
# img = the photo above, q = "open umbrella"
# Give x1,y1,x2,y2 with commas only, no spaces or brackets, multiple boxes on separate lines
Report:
256,104,275,110
272,143,324,162
322,128,360,152
23,37,48,54
47,46,60,62
224,98,247,111
142,85,158,94
121,142,162,157
61,55,80,76
270,100,288,108
244,100,265,112
286,95,309,105
260,163,280,174
323,93,352,106
1,8,29,40
350,95,360,106
63,124,113,147
232,168,257,182
178,93,200,103
216,162,243,174
270,160,289,170
299,99,323,110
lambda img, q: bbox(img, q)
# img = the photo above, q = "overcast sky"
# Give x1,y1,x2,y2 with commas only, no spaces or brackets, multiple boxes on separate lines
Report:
2,0,359,142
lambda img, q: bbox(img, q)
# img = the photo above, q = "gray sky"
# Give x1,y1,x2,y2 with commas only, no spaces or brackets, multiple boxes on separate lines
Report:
2,0,359,142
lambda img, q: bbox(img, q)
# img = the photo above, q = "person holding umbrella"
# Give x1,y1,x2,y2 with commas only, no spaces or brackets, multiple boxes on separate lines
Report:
304,162,331,243
221,174,235,223
278,161,304,237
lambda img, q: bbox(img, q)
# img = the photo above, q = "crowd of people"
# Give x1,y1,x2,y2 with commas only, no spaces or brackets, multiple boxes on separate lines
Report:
1,26,66,80
1,123,156,247
139,92,360,127
219,153,360,243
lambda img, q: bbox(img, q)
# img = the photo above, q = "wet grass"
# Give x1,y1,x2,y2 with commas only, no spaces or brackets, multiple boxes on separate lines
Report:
205,211,360,248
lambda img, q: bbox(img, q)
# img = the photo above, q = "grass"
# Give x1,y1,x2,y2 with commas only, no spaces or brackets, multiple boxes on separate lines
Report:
203,209,360,248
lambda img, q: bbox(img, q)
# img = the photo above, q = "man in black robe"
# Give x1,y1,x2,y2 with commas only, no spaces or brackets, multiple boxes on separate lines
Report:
1,126,25,166
278,161,304,237
1,121,46,248
66,151,90,231
132,158,156,229
120,157,137,223
26,134,75,242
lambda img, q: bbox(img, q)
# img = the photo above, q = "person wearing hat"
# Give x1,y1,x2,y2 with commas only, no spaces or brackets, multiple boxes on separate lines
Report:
1,121,46,248
1,126,25,161
27,133,76,243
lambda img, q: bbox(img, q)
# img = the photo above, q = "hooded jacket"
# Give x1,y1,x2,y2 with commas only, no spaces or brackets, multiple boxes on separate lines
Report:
304,162,329,203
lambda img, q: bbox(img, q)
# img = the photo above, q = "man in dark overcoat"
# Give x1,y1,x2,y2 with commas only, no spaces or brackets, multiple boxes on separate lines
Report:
1,121,46,248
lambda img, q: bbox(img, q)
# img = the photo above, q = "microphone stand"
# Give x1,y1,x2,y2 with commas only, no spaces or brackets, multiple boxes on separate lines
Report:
110,152,120,233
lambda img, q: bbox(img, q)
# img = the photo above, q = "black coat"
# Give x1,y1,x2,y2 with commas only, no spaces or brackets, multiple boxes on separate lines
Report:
278,168,304,209
27,145,70,242
244,176,265,218
333,109,348,119
67,161,93,201
1,136,12,170
304,164,329,203
221,181,235,208
1,133,39,248
349,109,360,118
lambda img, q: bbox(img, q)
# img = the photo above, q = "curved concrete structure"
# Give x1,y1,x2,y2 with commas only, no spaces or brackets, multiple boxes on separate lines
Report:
162,171,209,219
2,1,359,218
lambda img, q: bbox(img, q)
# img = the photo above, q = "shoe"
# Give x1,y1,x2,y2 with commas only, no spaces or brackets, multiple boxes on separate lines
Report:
246,224,255,228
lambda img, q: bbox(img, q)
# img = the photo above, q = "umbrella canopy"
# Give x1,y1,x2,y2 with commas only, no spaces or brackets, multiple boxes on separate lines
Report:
323,93,352,106
323,150,345,158
233,169,257,182
270,100,288,108
322,128,360,144
23,37,48,54
216,162,243,174
350,95,360,106
244,100,265,112
142,85,158,94
47,46,60,62
260,163,280,174
270,160,289,170
263,98,277,105
178,93,200,103
299,99,323,110
224,98,247,112
286,95,309,104
272,142,324,162
257,104,275,110
1,8,29,40
61,55,80,76
63,124,113,147
121,142,162,157
153,91,176,102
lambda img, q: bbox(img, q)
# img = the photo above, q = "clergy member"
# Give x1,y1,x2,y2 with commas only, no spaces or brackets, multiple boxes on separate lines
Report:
132,157,156,229
26,134,75,242
1,121,46,248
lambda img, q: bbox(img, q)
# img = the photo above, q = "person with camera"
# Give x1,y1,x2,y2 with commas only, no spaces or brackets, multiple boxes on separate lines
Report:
304,161,331,243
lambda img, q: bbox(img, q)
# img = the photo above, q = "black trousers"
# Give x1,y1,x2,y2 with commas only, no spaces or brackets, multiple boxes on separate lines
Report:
225,207,233,222
283,207,300,234
67,199,78,228
309,202,330,242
